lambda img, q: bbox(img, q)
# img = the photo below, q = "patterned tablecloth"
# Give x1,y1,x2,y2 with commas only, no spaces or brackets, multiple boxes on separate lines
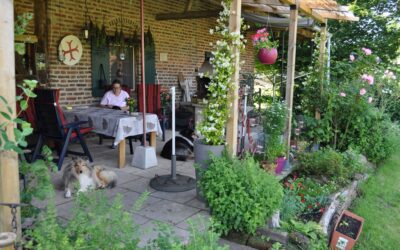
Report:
64,106,162,146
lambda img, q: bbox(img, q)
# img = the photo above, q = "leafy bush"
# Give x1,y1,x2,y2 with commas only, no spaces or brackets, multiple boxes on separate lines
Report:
146,217,228,250
296,148,362,186
281,219,328,250
200,154,283,235
262,101,287,161
25,191,146,249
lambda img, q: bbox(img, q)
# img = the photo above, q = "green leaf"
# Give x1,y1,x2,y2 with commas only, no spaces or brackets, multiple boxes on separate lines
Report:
20,100,28,111
23,88,36,98
0,96,7,104
0,111,12,120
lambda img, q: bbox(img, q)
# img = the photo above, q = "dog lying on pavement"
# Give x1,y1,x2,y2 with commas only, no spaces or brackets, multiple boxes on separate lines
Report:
62,157,117,198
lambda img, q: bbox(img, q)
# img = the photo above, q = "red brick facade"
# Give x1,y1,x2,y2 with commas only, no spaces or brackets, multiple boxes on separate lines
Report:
14,0,254,106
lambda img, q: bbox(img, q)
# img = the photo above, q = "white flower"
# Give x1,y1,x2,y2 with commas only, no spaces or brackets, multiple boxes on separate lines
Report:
209,29,214,35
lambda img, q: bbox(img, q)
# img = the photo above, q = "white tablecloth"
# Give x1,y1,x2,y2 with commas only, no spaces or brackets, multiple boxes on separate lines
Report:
64,107,162,146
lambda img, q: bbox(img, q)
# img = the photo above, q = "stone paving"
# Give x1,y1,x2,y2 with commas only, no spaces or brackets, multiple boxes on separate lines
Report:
37,130,254,249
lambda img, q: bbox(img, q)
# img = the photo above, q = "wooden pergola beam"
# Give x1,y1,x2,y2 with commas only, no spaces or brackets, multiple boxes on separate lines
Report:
278,0,326,23
313,9,359,21
155,10,220,20
0,0,21,237
226,0,241,156
284,3,299,158
243,3,289,15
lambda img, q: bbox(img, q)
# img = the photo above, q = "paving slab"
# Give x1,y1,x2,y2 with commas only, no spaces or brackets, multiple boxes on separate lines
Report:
175,210,211,231
137,199,200,225
150,188,197,204
138,220,190,248
119,177,157,193
120,191,162,211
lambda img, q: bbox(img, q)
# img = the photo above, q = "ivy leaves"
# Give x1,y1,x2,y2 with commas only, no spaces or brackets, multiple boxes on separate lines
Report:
0,79,37,153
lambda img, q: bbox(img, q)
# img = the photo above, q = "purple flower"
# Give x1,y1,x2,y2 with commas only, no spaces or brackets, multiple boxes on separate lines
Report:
360,88,367,96
362,47,372,55
340,92,346,97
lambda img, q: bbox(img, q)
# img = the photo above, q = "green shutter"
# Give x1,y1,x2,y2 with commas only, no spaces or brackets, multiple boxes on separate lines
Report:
91,41,110,97
145,29,156,85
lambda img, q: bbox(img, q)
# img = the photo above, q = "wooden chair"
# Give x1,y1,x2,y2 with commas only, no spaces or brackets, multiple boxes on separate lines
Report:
31,89,93,170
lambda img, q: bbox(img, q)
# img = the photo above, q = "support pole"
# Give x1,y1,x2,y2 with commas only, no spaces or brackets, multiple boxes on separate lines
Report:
0,0,21,237
284,4,299,158
140,0,147,146
226,0,241,156
315,22,327,120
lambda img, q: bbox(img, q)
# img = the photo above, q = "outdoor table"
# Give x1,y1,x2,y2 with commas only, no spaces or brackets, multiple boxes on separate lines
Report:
64,106,162,168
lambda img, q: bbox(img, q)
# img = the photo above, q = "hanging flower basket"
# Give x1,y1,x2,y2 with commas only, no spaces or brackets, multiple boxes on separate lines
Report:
258,47,278,65
252,28,279,65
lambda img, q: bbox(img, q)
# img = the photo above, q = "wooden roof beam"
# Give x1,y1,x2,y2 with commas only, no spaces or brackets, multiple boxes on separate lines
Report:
279,0,326,23
243,3,289,14
313,9,359,21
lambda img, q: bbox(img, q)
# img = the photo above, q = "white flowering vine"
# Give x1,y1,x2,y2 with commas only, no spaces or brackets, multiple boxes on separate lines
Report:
197,0,247,145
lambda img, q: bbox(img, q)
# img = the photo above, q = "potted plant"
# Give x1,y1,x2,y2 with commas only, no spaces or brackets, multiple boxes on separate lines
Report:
330,210,364,250
251,28,279,65
261,101,287,174
195,0,247,200
126,97,136,115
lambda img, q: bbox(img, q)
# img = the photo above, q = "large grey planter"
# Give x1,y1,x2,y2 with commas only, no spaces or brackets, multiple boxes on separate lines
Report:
194,139,224,201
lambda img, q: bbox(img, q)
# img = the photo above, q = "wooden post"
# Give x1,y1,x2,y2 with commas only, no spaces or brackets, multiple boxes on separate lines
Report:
34,0,48,84
226,0,241,156
0,0,21,237
315,22,327,120
283,4,299,158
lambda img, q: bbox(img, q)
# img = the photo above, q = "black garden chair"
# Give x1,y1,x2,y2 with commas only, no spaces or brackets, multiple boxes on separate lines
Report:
31,89,93,170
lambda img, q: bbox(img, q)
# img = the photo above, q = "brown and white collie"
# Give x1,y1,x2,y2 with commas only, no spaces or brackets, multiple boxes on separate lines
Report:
62,157,117,198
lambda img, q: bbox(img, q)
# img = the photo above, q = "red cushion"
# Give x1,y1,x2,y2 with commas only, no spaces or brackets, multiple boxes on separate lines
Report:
54,89,93,139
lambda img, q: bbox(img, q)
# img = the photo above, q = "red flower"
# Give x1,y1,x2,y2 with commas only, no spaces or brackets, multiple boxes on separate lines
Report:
308,204,313,209
297,183,302,188
301,199,305,203
319,208,325,213
315,202,320,207
293,175,297,180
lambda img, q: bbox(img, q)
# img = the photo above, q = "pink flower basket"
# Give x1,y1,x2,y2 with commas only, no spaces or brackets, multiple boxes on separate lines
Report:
258,47,278,65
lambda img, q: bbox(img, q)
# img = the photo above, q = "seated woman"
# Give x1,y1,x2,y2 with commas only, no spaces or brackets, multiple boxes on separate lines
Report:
100,79,130,110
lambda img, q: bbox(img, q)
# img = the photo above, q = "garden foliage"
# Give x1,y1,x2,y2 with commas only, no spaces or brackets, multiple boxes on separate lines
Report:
301,46,398,164
197,0,247,145
262,101,287,161
200,154,283,235
296,148,364,186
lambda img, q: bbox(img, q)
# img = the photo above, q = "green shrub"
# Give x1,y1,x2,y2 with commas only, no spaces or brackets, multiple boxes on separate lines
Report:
146,217,228,250
296,148,362,186
200,154,283,235
25,190,145,249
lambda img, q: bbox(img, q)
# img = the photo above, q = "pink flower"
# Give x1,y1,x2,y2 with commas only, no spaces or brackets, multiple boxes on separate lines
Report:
362,47,372,55
340,92,346,97
368,97,373,103
360,88,367,96
257,28,267,34
361,74,374,85
349,54,355,61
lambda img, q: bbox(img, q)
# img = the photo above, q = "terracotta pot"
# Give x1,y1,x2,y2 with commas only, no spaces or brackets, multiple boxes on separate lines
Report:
258,47,278,64
330,210,364,250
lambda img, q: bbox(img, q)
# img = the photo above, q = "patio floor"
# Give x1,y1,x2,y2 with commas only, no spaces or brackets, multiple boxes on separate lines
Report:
33,129,255,249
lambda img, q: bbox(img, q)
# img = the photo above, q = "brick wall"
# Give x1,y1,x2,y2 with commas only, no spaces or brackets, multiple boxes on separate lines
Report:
15,0,255,106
